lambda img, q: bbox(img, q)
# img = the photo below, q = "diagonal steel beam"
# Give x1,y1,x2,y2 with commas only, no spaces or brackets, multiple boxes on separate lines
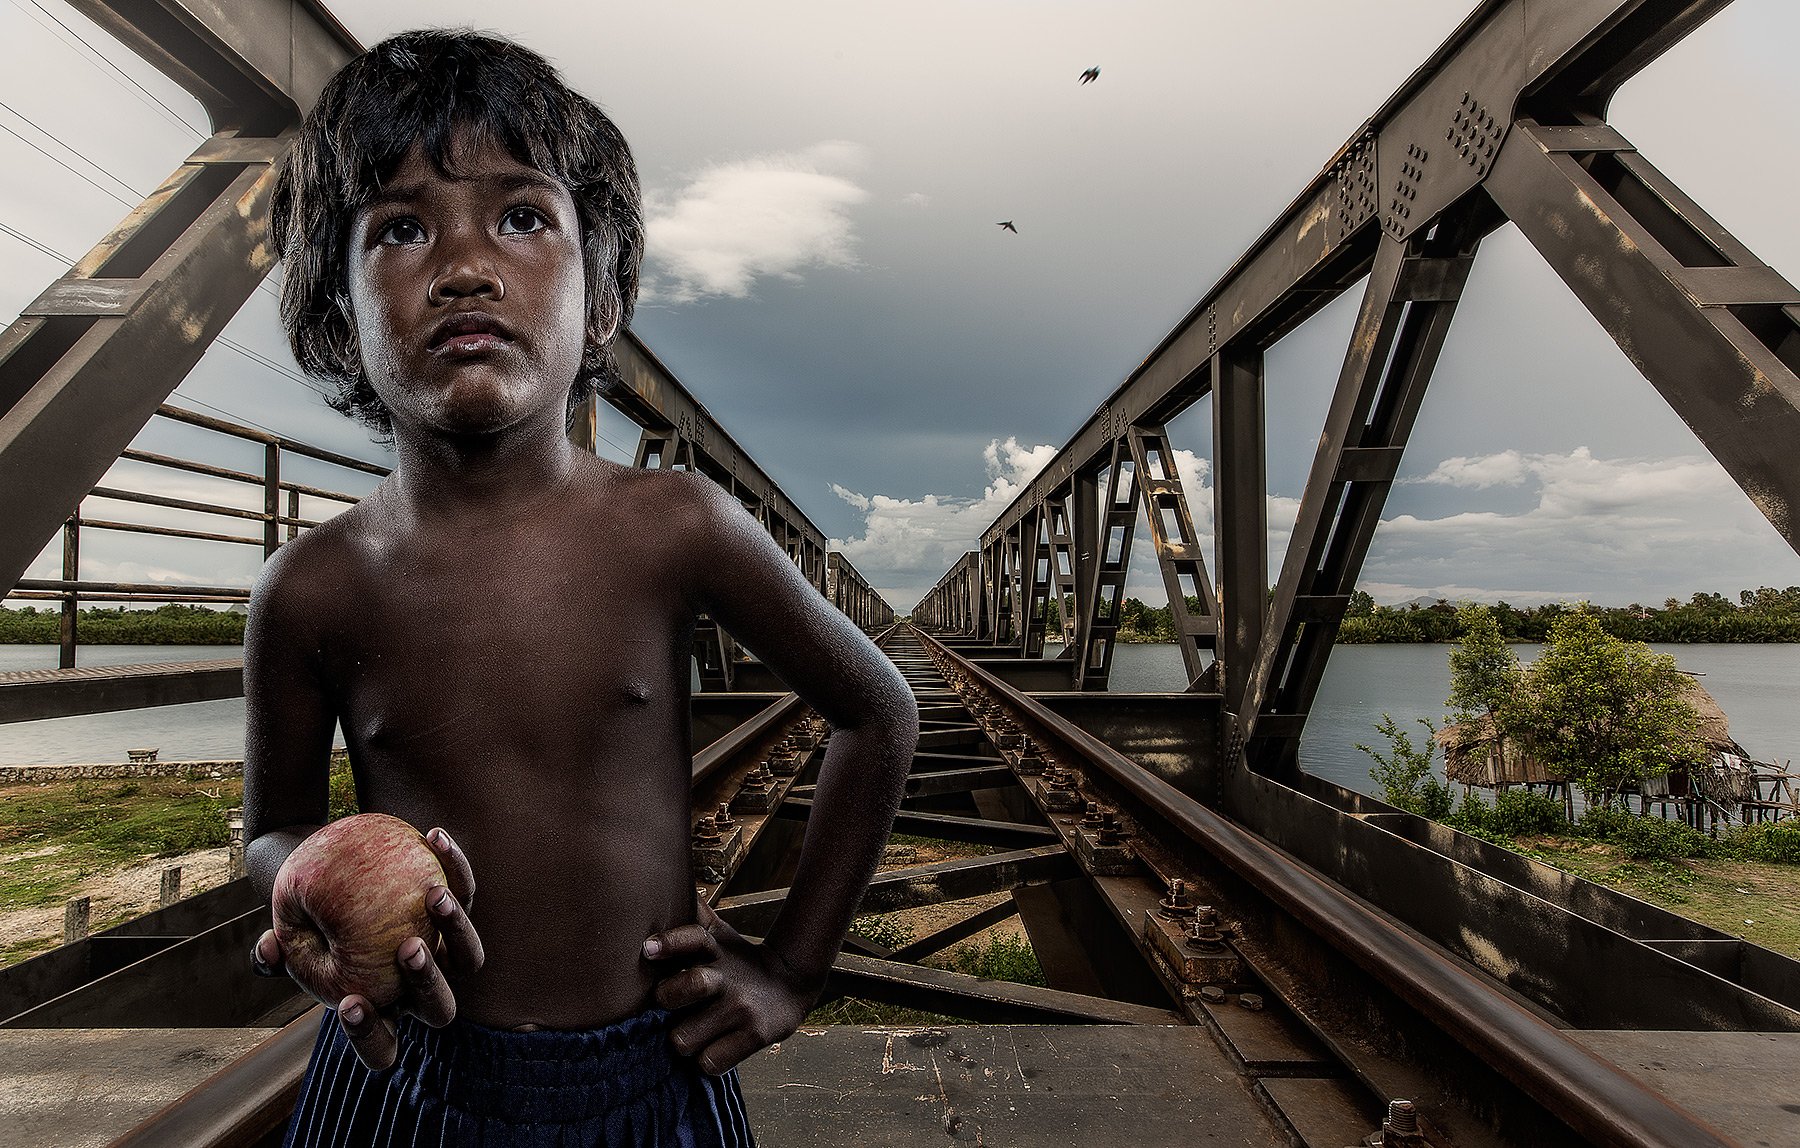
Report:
961,0,1731,565
1239,208,1487,769
1486,119,1800,554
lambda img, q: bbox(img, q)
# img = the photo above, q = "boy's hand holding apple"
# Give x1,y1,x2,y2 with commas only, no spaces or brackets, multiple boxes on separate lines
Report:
252,814,485,1070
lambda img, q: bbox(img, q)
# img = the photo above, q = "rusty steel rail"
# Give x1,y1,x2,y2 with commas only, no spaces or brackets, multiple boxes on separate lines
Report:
917,628,1736,1148
103,1006,321,1148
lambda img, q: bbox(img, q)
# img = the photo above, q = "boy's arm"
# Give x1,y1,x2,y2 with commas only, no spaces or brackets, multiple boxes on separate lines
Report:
242,541,482,1070
644,476,918,1074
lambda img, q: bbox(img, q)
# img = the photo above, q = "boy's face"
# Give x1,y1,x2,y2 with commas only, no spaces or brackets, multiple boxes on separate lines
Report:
346,129,590,442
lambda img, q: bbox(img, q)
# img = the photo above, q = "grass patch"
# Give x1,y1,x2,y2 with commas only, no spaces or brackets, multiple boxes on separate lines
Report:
1518,835,1800,957
0,776,241,909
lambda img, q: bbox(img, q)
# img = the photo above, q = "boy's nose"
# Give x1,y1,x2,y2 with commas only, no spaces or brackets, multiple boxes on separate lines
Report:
428,257,503,303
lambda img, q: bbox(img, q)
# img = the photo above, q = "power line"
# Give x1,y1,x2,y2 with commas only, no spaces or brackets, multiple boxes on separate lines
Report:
12,0,202,139
0,220,66,263
0,114,140,208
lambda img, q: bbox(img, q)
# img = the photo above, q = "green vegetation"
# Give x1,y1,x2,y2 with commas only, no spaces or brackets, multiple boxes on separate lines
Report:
807,911,1047,1024
0,776,238,911
1339,587,1800,644
0,604,245,645
1504,612,1702,807
1357,714,1451,818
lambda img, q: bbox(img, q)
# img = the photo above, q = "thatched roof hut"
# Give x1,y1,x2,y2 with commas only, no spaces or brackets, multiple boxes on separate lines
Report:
1435,674,1745,794
1435,715,1556,788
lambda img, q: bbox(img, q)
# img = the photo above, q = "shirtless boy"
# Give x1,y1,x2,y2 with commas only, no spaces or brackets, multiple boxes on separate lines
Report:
242,30,917,1146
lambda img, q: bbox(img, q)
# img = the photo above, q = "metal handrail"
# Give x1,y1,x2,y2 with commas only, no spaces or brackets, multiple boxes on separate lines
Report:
6,404,389,668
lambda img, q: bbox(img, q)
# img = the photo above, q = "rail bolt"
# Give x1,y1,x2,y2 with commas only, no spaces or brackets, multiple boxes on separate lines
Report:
1237,992,1264,1011
1384,1099,1419,1136
1158,878,1196,918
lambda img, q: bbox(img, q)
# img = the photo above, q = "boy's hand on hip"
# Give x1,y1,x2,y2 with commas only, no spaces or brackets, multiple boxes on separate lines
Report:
643,897,819,1076
251,826,484,1071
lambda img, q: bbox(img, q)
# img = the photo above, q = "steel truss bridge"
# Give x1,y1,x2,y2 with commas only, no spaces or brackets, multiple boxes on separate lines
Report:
2,2,1798,1145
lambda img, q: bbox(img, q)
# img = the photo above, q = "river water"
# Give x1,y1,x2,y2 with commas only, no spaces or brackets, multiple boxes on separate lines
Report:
3,642,1796,800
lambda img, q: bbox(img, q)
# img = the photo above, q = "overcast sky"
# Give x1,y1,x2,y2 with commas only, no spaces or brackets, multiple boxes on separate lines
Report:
4,0,1799,612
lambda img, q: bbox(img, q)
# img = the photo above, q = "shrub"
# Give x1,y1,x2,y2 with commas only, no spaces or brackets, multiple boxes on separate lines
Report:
946,934,1045,987
1488,789,1570,837
1445,790,1490,833
1359,715,1443,816
1611,815,1712,861
1577,804,1631,841
849,914,915,951
1724,822,1800,865
1418,778,1454,821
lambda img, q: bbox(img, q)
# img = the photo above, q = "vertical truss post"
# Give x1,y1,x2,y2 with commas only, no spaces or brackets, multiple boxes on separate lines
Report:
261,442,281,558
1020,505,1052,658
1126,423,1218,689
1213,348,1266,727
1045,488,1079,649
59,515,78,670
1487,118,1800,554
1065,467,1100,664
1242,215,1482,772
1069,440,1139,689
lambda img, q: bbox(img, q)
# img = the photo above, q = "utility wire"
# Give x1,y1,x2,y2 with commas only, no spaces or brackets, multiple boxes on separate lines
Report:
12,0,203,139
0,116,139,208
0,98,147,200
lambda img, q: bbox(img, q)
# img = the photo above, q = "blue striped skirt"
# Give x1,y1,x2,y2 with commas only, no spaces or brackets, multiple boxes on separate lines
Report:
282,1007,757,1147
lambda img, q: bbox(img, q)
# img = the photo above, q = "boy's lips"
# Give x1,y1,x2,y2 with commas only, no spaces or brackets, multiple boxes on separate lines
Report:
427,312,515,352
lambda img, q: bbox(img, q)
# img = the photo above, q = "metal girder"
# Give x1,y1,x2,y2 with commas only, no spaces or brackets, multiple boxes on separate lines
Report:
1066,440,1138,690
961,0,1732,560
1124,424,1216,687
0,2,361,594
1240,213,1486,768
69,0,361,133
609,333,833,596
1486,119,1800,551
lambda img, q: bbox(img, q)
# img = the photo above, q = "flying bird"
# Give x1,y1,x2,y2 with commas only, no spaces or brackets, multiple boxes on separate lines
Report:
1079,67,1100,84
997,220,1018,234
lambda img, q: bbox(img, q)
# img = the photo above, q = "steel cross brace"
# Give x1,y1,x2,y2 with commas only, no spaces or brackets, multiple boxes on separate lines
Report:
1237,209,1485,770
1126,423,1218,689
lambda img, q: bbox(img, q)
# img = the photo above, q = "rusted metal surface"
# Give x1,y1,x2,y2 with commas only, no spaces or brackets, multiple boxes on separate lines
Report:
922,630,1744,1148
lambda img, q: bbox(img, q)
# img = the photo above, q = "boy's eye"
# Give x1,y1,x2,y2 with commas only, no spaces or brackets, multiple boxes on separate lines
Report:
499,207,549,235
375,218,424,245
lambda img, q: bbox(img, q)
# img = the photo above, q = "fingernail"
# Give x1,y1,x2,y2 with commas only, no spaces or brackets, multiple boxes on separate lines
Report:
428,828,450,850
431,889,454,914
642,938,662,958
403,942,428,970
342,1004,365,1025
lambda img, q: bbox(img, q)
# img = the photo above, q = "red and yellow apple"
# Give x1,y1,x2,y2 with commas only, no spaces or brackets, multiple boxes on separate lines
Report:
272,813,447,1009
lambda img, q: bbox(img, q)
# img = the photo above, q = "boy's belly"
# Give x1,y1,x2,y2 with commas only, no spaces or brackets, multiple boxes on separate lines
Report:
450,833,696,1030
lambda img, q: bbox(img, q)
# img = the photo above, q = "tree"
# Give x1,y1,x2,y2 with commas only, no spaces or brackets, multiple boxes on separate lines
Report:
1503,611,1702,807
1358,713,1451,817
1447,605,1519,722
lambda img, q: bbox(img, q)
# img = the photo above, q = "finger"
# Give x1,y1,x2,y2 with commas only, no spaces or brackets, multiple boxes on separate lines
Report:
397,936,457,1028
668,1002,740,1061
426,828,476,908
426,885,485,974
337,996,399,1071
251,929,283,978
652,964,723,1011
696,1029,769,1077
642,923,721,965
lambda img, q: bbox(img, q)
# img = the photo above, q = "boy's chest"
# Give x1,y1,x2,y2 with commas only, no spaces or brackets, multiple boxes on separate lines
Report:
319,538,692,746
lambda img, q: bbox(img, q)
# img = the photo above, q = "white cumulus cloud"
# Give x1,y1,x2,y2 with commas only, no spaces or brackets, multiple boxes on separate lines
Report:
642,141,870,304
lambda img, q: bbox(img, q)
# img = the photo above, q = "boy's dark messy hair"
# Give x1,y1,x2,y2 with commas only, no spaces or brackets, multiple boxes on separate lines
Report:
269,29,642,440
